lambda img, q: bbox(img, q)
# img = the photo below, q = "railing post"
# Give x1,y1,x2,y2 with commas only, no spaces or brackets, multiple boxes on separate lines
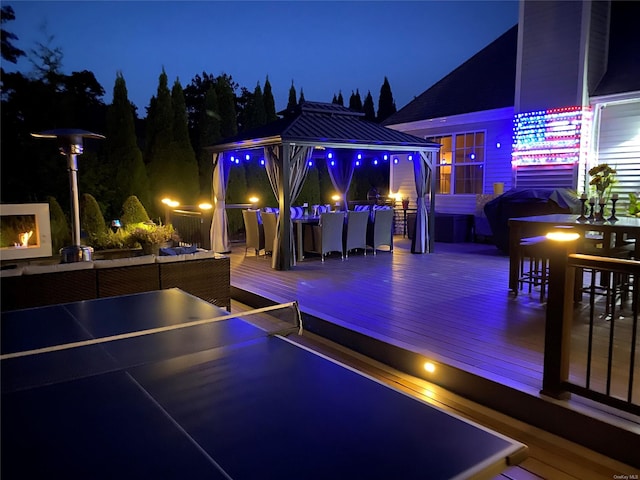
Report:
540,231,578,399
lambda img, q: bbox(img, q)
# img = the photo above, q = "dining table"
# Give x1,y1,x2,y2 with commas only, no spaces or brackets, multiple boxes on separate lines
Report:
507,213,640,292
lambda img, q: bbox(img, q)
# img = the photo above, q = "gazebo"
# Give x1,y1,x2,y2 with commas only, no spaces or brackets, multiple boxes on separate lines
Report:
206,102,441,270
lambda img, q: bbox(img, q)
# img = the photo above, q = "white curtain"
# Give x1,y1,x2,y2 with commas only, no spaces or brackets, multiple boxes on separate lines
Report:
411,151,431,253
264,144,313,269
210,152,230,253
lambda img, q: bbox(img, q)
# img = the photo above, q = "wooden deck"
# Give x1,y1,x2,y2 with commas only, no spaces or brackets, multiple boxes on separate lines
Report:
227,236,640,467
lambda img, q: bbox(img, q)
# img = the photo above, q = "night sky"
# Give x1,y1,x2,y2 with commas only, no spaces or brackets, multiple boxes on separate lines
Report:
5,1,518,115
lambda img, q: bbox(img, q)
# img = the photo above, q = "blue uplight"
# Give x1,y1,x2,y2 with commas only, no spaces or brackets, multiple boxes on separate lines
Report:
373,159,378,166
308,160,314,167
327,152,333,159
408,155,413,161
393,158,399,164
260,159,265,166
330,160,335,167
245,154,251,161
357,153,362,160
355,160,361,166
470,153,476,160
383,154,388,161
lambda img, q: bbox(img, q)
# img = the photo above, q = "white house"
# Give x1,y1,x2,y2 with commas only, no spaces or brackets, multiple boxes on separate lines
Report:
384,0,640,215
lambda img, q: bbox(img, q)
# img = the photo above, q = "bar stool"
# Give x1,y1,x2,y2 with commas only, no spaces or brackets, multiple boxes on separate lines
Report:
517,235,549,302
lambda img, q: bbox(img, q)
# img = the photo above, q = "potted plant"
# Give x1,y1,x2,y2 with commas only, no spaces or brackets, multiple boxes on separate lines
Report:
588,163,617,202
130,222,176,255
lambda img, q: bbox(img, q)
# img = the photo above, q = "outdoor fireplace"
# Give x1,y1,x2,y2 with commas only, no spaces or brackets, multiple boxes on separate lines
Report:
0,203,53,261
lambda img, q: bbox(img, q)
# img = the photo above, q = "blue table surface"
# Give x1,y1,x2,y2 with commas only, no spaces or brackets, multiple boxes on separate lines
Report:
1,289,526,479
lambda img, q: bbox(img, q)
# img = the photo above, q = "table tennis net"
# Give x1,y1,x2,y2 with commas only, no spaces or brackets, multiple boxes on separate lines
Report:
1,301,302,394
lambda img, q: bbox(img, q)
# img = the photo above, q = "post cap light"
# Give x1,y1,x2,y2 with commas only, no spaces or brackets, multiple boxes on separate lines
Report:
198,202,213,210
249,196,259,204
331,194,341,202
161,198,180,208
546,230,580,242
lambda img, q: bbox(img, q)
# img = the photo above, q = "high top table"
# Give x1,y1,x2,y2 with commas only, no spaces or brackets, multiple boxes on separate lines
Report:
508,214,640,292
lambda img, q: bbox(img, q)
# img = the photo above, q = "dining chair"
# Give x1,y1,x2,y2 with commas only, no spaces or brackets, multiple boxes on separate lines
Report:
344,210,369,257
367,207,394,255
262,211,278,256
242,209,265,257
304,212,346,262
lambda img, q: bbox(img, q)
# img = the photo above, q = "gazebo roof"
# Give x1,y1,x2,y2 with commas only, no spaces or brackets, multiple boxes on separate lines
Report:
207,101,440,152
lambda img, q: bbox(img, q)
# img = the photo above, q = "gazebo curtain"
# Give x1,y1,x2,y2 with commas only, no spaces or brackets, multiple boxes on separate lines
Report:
264,144,313,269
327,152,355,211
210,152,231,253
411,151,431,254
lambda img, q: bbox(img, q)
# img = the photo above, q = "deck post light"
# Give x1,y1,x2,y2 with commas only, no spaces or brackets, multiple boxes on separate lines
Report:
31,128,105,262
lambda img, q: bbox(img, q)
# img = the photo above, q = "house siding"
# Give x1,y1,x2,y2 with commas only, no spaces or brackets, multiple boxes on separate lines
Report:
518,1,585,111
586,1,611,94
594,100,640,212
389,111,514,214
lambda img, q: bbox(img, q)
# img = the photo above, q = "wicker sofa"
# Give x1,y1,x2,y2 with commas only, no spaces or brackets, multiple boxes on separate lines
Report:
1,251,230,312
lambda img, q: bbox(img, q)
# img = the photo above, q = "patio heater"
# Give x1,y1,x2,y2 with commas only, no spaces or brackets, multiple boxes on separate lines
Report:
31,128,105,263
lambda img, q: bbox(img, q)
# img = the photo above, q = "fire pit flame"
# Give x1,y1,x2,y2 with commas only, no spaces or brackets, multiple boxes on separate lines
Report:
15,230,33,248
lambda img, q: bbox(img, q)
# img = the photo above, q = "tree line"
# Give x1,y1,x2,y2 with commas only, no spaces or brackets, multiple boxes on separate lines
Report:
1,5,397,235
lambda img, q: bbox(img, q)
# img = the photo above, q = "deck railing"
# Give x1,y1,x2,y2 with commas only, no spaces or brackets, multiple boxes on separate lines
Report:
543,239,639,415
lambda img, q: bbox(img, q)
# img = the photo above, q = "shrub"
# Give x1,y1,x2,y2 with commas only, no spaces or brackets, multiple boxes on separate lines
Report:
81,193,108,239
128,222,177,246
48,196,71,252
121,195,150,226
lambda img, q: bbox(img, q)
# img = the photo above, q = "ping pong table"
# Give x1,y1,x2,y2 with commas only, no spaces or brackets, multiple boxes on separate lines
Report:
1,288,527,479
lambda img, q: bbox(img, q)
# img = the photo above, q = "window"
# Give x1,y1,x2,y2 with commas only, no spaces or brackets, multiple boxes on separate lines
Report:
434,132,485,194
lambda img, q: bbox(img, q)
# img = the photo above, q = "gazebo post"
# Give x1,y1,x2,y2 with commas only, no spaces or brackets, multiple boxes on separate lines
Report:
276,143,292,270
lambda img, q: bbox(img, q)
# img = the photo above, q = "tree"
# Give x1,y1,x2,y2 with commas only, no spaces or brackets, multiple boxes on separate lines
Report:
250,82,267,128
1,5,25,63
198,85,221,199
377,76,396,123
363,91,376,121
120,195,150,226
336,91,344,106
104,73,151,214
298,88,305,105
332,94,339,104
287,80,297,110
146,70,199,214
349,89,363,112
48,196,70,252
216,74,238,139
80,193,107,238
170,78,200,204
263,75,277,122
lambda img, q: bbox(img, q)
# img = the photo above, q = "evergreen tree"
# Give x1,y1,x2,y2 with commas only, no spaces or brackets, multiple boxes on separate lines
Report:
105,73,151,213
298,88,305,105
349,89,363,112
80,193,107,238
251,82,267,127
1,6,25,63
198,85,221,199
377,76,396,123
216,74,238,139
48,196,70,252
263,75,277,122
363,90,376,121
146,70,200,213
336,91,344,106
121,195,150,226
287,81,297,110
170,78,200,204
332,94,339,104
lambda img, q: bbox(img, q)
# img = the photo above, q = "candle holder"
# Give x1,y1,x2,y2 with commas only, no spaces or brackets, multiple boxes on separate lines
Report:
577,197,587,222
594,199,606,223
607,198,618,222
587,199,596,222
